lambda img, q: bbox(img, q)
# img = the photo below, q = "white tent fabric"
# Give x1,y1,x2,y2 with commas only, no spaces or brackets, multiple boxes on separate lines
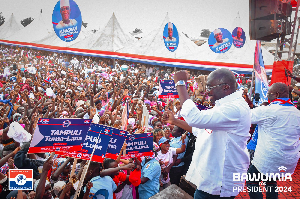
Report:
117,14,201,58
0,13,23,39
184,36,275,67
70,28,100,49
34,26,92,47
71,13,134,52
7,12,52,43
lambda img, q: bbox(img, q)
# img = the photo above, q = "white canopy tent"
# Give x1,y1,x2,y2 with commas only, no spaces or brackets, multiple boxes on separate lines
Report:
181,34,275,74
34,26,92,47
71,13,134,52
7,12,52,43
0,13,23,40
117,14,201,58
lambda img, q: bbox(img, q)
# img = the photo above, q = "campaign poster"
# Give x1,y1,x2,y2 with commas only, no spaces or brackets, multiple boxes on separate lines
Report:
52,0,82,42
125,133,153,158
232,27,246,48
28,119,91,155
163,22,179,52
105,127,129,159
208,28,233,53
80,124,112,162
158,80,179,99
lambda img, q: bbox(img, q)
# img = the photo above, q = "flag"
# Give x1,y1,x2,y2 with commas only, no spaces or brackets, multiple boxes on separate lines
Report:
254,41,269,105
270,60,293,86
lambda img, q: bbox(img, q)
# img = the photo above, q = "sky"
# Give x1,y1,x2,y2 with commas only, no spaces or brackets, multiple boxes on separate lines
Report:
0,0,250,39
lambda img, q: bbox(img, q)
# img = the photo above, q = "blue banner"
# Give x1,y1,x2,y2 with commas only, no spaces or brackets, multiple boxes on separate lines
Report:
80,124,112,162
125,133,153,158
106,128,129,159
158,80,179,99
28,119,91,155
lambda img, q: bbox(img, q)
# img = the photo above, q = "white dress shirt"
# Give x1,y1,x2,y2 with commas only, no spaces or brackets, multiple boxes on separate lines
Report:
181,90,251,197
251,104,300,175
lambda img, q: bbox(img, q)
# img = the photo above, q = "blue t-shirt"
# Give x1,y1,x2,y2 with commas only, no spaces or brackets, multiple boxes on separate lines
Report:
170,136,188,167
138,158,161,199
85,176,117,199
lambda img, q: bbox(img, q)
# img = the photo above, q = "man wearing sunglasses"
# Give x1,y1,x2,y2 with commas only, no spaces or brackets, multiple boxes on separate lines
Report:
56,0,77,29
172,68,251,198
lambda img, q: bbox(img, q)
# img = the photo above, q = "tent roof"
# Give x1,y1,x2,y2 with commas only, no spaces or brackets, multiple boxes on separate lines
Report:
34,26,92,47
183,37,275,71
117,13,201,58
72,13,134,52
0,13,23,39
7,13,52,43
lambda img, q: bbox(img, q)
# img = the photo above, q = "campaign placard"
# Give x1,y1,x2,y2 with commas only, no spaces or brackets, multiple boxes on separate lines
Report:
9,169,33,190
28,119,91,155
79,124,112,162
125,133,153,158
52,0,82,42
163,22,179,52
208,28,233,53
158,80,179,99
105,128,129,159
232,27,246,48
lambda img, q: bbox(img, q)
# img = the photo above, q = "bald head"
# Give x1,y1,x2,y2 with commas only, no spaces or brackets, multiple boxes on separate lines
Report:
268,83,289,102
208,68,237,91
206,68,237,103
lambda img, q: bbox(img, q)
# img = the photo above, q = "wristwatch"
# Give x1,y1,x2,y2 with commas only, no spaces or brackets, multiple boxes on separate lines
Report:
175,80,186,87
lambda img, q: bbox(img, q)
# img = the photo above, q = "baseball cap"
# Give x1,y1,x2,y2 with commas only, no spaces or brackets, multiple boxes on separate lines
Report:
158,137,169,146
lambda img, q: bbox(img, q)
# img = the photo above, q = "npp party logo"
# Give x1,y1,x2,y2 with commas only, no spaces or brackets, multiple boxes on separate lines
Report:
9,169,33,190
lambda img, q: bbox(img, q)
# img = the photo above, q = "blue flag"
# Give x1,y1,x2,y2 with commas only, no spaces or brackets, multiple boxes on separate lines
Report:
254,40,269,105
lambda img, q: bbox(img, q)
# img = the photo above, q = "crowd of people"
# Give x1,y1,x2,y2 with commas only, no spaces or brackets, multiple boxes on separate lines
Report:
0,43,299,199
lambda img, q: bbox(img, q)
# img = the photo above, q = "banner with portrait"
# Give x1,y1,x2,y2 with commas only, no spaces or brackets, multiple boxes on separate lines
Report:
52,0,82,42
163,22,179,52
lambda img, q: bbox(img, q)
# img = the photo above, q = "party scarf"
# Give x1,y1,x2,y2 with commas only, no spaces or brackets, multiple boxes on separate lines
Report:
270,98,294,106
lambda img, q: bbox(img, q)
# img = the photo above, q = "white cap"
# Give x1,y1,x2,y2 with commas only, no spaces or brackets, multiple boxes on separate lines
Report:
60,0,70,8
213,29,222,35
168,22,173,29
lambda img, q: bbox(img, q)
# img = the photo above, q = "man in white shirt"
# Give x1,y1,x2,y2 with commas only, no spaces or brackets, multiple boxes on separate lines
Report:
170,68,251,198
246,83,300,199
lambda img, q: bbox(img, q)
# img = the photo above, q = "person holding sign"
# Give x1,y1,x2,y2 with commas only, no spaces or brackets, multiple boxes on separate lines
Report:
87,158,135,199
56,0,78,29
